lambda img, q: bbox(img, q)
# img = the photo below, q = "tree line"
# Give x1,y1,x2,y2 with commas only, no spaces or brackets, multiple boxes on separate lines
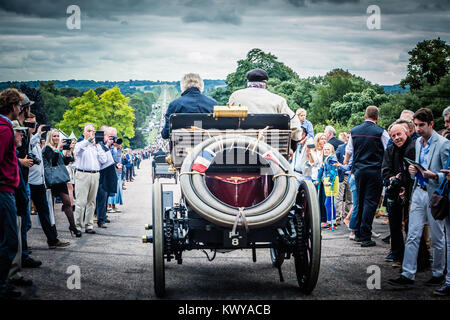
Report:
17,81,159,149
210,39,450,133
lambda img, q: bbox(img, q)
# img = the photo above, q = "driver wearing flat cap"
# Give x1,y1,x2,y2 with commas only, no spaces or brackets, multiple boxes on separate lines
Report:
228,68,301,142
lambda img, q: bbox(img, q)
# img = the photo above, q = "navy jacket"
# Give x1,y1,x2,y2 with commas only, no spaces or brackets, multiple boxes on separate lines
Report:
328,137,344,152
161,88,217,139
350,121,385,173
99,144,118,194
335,143,347,182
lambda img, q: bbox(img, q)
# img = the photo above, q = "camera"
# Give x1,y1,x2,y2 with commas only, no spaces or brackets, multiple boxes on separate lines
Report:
63,138,72,150
95,131,104,144
41,125,51,132
112,136,123,145
385,177,401,200
27,152,41,165
23,121,36,129
307,144,315,149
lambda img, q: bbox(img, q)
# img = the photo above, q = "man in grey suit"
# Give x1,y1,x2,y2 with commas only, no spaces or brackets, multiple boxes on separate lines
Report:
388,108,450,289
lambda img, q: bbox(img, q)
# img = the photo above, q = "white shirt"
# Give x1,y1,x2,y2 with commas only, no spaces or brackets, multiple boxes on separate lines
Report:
73,139,108,171
345,120,390,155
100,145,115,170
28,133,45,185
299,138,323,180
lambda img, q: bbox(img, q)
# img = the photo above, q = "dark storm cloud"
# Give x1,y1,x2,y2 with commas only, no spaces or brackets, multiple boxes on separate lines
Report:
0,0,449,83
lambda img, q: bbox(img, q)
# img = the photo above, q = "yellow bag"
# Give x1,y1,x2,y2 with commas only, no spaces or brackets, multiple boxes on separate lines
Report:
323,176,339,197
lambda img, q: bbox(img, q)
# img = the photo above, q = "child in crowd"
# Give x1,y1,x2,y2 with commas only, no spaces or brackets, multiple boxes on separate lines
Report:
317,143,340,230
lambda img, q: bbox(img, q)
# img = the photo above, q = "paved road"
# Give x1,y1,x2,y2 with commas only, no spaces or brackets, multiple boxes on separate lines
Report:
21,159,448,300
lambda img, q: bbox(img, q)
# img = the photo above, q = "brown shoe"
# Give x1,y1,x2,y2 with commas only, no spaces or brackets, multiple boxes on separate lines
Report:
85,229,96,234
49,240,70,249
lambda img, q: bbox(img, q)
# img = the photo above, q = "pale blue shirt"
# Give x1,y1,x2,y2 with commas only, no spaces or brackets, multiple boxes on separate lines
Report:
417,132,434,186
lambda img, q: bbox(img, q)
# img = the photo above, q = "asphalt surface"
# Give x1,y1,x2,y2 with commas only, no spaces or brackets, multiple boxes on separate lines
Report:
19,159,449,300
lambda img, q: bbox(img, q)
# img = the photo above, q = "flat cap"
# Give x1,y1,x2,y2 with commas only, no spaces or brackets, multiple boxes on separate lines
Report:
245,68,268,82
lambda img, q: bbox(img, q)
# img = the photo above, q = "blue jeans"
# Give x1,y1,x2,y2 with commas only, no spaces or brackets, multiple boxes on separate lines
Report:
20,184,31,259
325,196,336,224
349,175,358,232
0,192,19,285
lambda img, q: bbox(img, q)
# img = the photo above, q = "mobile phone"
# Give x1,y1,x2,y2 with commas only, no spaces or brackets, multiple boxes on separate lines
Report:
404,157,425,171
23,121,36,129
307,144,315,149
95,131,104,144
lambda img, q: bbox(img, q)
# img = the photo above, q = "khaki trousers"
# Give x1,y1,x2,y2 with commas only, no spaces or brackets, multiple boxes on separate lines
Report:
335,175,352,219
8,216,23,281
74,171,99,231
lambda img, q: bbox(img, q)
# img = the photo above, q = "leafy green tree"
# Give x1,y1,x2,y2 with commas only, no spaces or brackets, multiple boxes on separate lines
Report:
381,74,450,129
57,87,135,145
40,90,70,126
330,88,389,126
401,38,450,91
130,129,147,149
95,86,108,96
225,48,300,91
60,87,83,98
378,92,421,129
308,69,383,125
210,86,232,105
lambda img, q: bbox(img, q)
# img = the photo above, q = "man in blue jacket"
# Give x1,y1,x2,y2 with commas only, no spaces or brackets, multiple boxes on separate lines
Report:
161,73,217,139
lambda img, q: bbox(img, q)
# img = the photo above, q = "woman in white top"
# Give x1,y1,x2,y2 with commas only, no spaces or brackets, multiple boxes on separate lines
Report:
301,132,327,182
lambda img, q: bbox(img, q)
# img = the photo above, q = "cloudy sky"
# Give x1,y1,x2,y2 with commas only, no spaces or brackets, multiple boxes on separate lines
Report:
0,0,449,85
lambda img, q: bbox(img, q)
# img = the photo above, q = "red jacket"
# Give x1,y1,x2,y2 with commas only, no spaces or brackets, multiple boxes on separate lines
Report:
0,115,19,193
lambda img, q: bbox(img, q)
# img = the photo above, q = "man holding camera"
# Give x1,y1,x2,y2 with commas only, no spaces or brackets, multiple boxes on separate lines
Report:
96,126,119,228
382,123,415,266
388,108,450,289
73,124,107,234
14,95,37,267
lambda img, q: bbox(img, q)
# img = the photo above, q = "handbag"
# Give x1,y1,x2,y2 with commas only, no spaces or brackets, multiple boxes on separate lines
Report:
43,147,70,187
45,165,70,186
44,163,70,187
429,178,449,221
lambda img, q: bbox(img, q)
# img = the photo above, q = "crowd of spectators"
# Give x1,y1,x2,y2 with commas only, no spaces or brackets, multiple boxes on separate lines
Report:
292,104,450,295
0,87,150,299
2,68,450,299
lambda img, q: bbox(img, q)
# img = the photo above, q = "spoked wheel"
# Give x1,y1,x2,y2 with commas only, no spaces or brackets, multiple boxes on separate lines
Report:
270,247,285,267
293,180,321,294
152,179,165,297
